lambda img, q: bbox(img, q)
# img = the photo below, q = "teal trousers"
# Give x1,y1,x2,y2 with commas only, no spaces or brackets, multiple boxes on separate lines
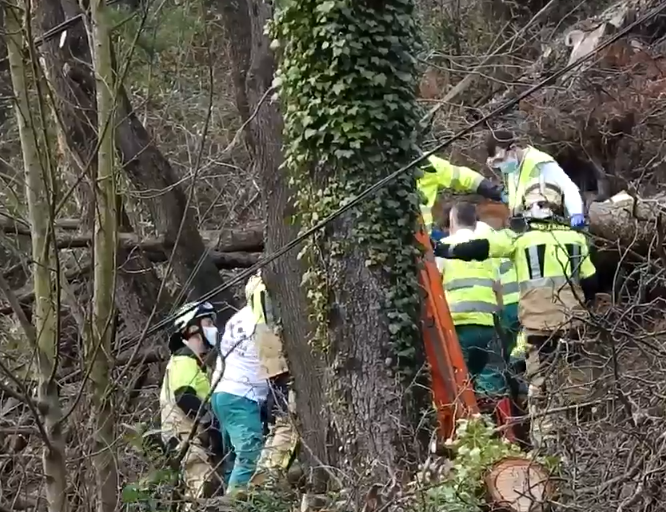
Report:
499,303,528,395
456,324,507,397
211,392,264,491
500,302,521,358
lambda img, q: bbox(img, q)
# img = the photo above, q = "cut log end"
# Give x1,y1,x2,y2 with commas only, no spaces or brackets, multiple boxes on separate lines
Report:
485,457,554,512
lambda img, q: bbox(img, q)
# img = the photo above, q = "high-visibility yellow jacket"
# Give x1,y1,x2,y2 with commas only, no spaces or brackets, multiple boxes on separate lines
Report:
505,146,555,215
472,224,596,332
249,278,289,379
418,156,487,229
439,228,499,327
475,221,514,308
499,259,519,306
160,350,210,439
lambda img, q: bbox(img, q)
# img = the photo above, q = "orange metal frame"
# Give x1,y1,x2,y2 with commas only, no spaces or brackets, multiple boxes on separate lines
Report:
416,224,479,440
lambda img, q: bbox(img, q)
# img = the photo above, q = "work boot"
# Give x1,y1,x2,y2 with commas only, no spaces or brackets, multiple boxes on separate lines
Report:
286,461,305,486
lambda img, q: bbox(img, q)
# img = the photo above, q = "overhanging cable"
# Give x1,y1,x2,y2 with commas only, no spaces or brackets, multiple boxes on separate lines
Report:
122,1,666,344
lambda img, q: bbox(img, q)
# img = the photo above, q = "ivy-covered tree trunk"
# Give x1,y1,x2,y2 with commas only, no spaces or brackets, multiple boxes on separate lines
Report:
270,0,428,478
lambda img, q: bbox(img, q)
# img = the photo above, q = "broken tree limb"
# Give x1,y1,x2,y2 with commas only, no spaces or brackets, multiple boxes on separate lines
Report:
0,215,81,235
142,249,261,268
586,194,664,252
0,251,260,316
1,224,265,253
464,193,665,254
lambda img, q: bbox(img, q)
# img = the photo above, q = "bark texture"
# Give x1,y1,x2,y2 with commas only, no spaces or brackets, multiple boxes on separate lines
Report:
89,0,119,509
242,0,332,472
5,3,69,510
36,0,169,341
37,0,236,325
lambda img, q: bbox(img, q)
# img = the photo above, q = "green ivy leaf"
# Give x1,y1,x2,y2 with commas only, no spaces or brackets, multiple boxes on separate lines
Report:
121,485,141,504
372,73,387,86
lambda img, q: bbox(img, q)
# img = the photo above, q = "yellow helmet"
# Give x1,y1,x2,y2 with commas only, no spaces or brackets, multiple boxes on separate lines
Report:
522,176,564,220
245,272,264,302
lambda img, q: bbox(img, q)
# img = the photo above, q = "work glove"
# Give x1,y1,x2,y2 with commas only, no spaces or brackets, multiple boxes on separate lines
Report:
430,227,449,242
570,213,586,229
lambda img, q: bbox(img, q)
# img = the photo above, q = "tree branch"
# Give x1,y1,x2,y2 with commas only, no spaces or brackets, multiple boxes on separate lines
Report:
1,222,265,252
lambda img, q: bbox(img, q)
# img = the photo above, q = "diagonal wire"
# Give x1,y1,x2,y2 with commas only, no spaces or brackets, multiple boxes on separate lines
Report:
118,0,666,345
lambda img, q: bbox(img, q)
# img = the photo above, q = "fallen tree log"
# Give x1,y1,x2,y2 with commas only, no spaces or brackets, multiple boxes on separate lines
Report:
0,223,265,253
485,457,554,512
0,251,259,315
586,193,665,253
143,249,261,268
0,215,80,234
469,192,665,254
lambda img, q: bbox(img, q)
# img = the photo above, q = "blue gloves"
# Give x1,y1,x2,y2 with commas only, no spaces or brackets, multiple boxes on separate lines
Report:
570,213,586,229
430,227,449,242
500,190,509,205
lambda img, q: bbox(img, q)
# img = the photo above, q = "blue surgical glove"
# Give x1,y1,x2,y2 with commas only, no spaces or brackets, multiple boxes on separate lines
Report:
430,227,449,242
570,213,586,228
500,190,509,205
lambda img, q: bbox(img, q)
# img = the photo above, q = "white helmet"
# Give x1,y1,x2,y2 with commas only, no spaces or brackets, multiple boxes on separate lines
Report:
522,176,564,220
173,301,216,334
245,272,264,302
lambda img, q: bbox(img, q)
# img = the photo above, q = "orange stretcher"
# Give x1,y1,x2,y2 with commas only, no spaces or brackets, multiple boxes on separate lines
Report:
416,223,478,440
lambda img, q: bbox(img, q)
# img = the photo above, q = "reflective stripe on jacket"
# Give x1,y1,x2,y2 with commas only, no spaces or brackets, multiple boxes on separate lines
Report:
484,225,596,332
499,259,519,305
506,146,554,215
440,229,499,327
159,351,210,439
418,155,485,229
249,278,289,379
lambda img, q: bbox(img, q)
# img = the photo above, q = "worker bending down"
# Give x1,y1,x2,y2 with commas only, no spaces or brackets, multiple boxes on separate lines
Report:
418,154,503,239
245,273,300,486
211,300,268,495
160,302,225,505
436,202,506,403
485,130,586,229
433,181,598,450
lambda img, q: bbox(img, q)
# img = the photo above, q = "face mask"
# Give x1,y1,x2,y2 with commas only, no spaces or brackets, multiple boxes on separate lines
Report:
498,157,519,175
202,326,219,347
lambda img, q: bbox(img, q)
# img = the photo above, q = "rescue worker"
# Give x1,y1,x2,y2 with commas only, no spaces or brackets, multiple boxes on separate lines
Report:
418,154,504,236
432,180,598,450
436,202,506,402
160,301,224,504
485,130,586,228
211,298,268,495
244,273,300,486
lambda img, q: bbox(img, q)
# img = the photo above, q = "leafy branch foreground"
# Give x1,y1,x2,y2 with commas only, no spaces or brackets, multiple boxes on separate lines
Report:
120,416,557,512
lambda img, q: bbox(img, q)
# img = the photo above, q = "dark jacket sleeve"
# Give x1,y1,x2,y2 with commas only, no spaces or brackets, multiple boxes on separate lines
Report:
477,178,503,202
580,273,598,304
451,239,491,261
174,386,207,420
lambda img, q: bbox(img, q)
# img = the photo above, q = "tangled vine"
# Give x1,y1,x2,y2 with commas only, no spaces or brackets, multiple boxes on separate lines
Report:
269,0,425,379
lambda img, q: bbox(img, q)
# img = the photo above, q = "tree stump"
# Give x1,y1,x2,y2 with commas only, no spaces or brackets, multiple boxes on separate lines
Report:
485,457,554,512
